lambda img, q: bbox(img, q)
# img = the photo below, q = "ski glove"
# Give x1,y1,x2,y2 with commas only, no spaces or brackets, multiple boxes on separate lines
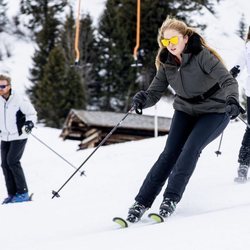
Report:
229,65,240,78
225,97,245,120
24,120,34,134
132,90,148,115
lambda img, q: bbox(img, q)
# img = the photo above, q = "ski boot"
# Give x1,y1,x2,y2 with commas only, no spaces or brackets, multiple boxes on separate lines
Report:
11,192,30,203
234,164,249,183
159,197,177,218
127,201,148,223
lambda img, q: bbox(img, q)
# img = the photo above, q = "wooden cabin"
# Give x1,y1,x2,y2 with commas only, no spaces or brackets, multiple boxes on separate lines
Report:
60,109,172,150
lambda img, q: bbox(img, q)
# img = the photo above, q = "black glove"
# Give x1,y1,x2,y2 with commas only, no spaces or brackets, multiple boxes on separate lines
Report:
24,121,34,134
132,90,148,115
229,65,240,78
226,97,245,120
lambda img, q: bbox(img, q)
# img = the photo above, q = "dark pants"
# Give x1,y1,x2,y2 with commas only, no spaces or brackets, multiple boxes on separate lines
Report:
238,97,250,165
135,111,229,207
1,139,28,195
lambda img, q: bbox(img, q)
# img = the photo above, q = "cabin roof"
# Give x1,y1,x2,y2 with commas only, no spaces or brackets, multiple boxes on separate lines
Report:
70,109,171,131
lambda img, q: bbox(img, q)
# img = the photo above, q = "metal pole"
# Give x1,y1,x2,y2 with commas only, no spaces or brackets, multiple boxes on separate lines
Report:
238,116,250,129
51,107,134,199
30,132,85,176
215,132,223,156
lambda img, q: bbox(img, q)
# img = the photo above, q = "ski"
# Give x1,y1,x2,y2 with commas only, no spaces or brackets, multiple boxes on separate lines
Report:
148,213,164,223
113,213,165,228
113,217,129,228
234,177,249,183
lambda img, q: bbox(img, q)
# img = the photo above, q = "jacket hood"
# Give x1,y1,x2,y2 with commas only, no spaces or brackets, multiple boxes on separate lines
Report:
159,33,203,64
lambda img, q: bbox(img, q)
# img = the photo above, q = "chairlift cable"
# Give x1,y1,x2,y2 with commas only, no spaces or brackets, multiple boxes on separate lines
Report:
133,0,141,62
74,0,81,65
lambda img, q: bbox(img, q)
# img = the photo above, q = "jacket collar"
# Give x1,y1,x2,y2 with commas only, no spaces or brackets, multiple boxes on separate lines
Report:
1,88,13,102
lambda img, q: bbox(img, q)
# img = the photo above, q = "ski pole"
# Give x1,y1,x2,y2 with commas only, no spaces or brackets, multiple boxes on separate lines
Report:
215,132,223,156
30,132,85,176
238,116,250,129
51,107,135,199
217,114,249,157
221,104,247,157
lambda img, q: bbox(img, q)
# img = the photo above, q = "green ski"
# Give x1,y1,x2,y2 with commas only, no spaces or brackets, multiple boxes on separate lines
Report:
113,217,128,228
148,213,164,223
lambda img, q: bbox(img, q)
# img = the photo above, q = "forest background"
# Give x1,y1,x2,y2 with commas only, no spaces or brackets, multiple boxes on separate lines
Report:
0,0,248,128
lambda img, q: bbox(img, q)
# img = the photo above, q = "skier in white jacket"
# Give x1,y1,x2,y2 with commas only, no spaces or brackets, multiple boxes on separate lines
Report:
231,26,250,182
0,74,37,203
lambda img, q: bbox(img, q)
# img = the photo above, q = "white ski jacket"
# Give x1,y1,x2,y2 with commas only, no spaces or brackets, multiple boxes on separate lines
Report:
0,90,37,141
234,41,250,96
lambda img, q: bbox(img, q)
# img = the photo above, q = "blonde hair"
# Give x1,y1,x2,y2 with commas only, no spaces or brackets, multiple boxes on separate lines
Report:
155,17,223,70
0,74,11,85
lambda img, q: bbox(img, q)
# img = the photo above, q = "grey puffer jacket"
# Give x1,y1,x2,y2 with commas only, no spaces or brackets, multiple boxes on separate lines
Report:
144,33,239,116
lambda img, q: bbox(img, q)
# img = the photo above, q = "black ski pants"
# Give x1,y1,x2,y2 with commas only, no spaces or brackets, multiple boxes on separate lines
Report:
238,96,250,165
135,110,229,207
1,139,28,196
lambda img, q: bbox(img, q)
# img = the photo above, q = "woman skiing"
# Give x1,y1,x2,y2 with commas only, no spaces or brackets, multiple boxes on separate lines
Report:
231,26,250,183
127,17,242,222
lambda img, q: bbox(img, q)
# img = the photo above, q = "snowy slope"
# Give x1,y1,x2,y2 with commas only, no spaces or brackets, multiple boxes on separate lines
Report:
0,120,250,250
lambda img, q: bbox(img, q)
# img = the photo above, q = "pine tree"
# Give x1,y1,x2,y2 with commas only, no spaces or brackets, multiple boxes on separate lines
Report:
0,0,8,33
23,1,66,111
34,46,66,127
19,0,67,78
95,0,137,111
65,67,86,112
78,14,99,107
237,14,247,40
27,10,61,109
61,8,97,109
20,0,67,34
35,46,85,128
22,2,87,127
60,6,75,65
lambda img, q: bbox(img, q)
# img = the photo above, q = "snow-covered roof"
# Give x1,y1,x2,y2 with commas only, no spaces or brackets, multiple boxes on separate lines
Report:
71,109,171,131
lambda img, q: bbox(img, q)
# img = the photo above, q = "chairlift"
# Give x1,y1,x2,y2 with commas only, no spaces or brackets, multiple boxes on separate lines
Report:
71,0,82,68
131,0,143,68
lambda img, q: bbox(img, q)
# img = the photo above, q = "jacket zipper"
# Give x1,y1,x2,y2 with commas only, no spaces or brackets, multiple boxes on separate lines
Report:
4,99,11,141
178,65,189,97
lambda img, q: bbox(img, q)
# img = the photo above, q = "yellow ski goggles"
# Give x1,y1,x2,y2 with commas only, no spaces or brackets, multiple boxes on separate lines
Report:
161,36,179,47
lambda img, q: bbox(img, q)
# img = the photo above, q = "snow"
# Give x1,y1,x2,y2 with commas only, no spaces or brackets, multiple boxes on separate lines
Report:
1,120,250,250
0,33,35,95
1,0,250,249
